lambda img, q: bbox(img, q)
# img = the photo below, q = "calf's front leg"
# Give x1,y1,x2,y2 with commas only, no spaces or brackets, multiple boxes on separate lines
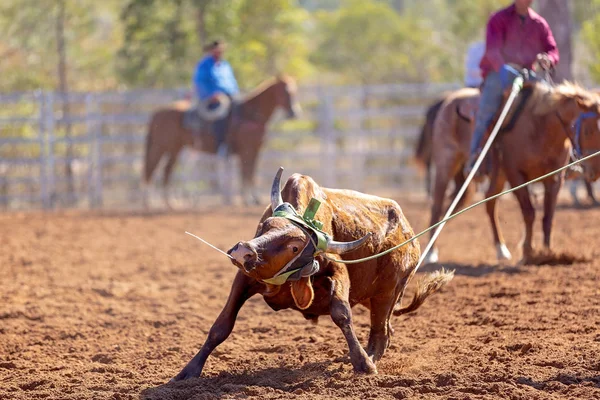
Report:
171,271,260,381
329,263,377,374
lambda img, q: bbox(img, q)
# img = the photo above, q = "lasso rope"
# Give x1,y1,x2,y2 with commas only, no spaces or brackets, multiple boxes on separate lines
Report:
187,77,599,273
186,149,600,268
322,148,600,265
413,76,525,271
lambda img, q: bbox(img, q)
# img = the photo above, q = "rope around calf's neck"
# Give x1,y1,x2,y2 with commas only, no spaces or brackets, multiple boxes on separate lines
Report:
322,149,600,265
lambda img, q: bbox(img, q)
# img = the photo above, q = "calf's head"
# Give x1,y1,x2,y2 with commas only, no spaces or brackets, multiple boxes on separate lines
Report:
227,168,371,309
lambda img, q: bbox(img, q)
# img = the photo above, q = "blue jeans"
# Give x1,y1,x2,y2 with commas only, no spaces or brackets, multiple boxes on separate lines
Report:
208,100,229,148
469,68,549,158
469,70,504,156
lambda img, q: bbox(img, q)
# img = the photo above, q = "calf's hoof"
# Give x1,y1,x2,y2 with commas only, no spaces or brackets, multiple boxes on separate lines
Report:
353,357,378,375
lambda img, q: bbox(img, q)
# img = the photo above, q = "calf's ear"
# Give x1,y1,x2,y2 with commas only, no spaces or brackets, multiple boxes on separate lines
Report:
291,277,314,310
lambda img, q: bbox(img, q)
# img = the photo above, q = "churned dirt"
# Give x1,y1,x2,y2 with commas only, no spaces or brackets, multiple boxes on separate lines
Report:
2,195,600,400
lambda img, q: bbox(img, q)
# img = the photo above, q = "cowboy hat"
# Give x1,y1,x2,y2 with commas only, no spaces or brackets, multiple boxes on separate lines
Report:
203,40,226,53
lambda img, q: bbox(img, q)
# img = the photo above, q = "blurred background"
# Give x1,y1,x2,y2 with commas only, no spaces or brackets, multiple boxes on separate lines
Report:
1,0,598,210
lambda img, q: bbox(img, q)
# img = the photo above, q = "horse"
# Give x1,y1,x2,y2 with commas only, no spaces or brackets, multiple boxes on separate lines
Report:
418,84,600,264
143,75,301,208
417,88,482,263
414,94,446,197
447,81,600,264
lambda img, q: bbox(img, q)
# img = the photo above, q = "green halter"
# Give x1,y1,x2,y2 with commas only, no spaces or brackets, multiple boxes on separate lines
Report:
261,198,328,286
271,197,329,253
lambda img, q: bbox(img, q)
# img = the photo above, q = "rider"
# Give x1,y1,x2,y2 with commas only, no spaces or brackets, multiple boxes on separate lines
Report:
193,40,240,157
464,0,559,175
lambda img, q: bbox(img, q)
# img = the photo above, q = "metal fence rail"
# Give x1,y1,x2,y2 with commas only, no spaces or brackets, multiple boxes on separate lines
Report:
0,83,460,210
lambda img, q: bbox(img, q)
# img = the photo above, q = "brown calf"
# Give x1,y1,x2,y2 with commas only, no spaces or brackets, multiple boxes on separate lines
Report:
172,168,453,380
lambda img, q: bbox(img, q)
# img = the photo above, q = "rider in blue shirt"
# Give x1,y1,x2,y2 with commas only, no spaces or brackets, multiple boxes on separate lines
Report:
193,40,240,156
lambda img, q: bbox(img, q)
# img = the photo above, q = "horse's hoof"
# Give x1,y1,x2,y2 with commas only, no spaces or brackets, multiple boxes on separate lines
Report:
423,248,439,264
496,243,512,261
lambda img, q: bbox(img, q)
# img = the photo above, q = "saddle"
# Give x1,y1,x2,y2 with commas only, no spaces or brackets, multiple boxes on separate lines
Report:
182,100,240,136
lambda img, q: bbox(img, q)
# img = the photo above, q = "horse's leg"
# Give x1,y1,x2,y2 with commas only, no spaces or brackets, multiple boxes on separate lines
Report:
507,175,536,261
425,161,455,264
162,149,181,210
235,124,264,207
450,168,475,211
426,163,432,199
485,165,512,261
142,133,165,209
542,175,564,249
244,150,262,206
585,179,599,205
569,180,581,207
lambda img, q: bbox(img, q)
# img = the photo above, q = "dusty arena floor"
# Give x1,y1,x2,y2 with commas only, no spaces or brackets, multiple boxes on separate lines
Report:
2,195,600,400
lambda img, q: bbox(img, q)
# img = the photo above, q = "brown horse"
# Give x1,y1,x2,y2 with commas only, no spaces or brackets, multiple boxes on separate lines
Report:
419,88,482,263
143,75,301,208
418,85,600,263
469,81,600,263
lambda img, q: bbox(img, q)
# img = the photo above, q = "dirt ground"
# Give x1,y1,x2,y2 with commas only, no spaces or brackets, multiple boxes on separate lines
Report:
2,194,600,400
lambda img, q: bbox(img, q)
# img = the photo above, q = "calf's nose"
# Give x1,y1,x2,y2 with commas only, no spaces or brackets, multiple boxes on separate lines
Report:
229,242,256,265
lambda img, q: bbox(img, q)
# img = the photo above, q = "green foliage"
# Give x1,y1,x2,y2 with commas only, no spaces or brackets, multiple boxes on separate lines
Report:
0,0,598,92
312,0,449,83
581,0,600,82
230,0,313,87
446,0,507,43
0,0,122,92
117,0,311,89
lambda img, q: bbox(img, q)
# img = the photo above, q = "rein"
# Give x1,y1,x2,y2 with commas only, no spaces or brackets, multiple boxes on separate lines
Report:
555,110,599,160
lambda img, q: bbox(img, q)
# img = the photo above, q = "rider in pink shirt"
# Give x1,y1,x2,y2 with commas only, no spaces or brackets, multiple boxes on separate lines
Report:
465,0,559,174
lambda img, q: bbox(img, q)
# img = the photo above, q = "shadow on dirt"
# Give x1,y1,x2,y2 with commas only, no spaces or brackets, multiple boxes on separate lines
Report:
418,262,526,278
140,361,337,400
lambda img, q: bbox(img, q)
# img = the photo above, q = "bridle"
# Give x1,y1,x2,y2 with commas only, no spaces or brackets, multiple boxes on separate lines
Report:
555,109,600,160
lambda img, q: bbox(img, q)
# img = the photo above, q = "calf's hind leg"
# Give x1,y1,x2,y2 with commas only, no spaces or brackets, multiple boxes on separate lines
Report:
366,292,399,362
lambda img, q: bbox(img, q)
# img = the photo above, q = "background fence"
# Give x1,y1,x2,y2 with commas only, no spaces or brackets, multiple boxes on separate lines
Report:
0,82,461,210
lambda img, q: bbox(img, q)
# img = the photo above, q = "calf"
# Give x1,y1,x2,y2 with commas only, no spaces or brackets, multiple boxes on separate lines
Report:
172,168,453,380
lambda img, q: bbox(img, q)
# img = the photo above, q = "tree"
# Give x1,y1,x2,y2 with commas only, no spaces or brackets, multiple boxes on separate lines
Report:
537,0,573,82
312,0,450,84
0,0,122,92
229,0,313,87
117,0,311,89
581,0,600,83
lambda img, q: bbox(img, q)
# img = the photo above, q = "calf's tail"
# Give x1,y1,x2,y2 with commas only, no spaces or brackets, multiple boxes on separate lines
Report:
393,268,454,316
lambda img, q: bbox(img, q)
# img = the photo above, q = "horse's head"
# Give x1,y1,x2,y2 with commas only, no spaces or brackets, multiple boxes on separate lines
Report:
274,75,302,119
571,100,600,182
547,83,600,181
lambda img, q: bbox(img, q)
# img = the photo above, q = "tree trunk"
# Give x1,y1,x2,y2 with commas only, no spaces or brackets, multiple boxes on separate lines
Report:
195,0,211,48
56,0,74,203
537,0,573,82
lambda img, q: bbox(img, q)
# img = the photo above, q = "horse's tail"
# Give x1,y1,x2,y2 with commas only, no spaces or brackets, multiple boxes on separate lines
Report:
414,97,445,196
414,97,445,169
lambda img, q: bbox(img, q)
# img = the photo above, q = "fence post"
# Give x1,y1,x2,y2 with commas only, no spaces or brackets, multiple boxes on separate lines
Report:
85,94,94,208
37,91,47,209
96,95,104,208
41,92,56,209
85,93,103,208
319,87,336,187
355,86,369,192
